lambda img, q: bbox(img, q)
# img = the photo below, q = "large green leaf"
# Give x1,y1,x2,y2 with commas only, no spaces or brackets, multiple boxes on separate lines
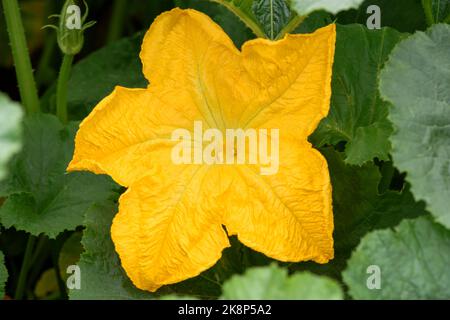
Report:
379,24,450,228
0,114,119,238
336,0,427,33
324,148,428,255
0,93,23,181
292,0,364,16
290,148,428,278
0,250,7,298
311,25,405,165
221,264,343,299
343,216,450,299
252,0,291,39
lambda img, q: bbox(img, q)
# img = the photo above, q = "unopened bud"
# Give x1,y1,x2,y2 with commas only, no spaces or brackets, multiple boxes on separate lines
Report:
43,0,96,55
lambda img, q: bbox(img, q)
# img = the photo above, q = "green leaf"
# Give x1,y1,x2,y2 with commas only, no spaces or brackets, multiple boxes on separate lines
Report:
0,250,7,298
311,25,405,165
0,93,23,181
292,0,365,16
252,0,292,39
291,148,427,278
175,0,255,47
0,114,119,238
69,202,153,300
324,148,427,252
221,264,343,299
423,0,450,24
343,216,450,299
336,0,427,33
41,33,147,120
431,0,450,23
207,0,267,37
293,10,332,34
58,232,83,281
379,24,450,228
207,0,303,39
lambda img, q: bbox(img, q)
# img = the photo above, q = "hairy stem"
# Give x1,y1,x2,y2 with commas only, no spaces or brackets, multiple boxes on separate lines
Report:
56,54,74,123
2,0,40,113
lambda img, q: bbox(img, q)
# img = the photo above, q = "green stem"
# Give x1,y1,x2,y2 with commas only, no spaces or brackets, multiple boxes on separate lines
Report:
56,54,74,124
275,13,306,40
106,0,128,44
2,0,40,114
208,0,266,38
422,0,435,26
27,237,51,289
15,235,36,300
30,234,48,266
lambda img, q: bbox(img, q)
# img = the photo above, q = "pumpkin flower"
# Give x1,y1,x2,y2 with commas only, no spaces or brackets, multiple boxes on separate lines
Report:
68,8,336,292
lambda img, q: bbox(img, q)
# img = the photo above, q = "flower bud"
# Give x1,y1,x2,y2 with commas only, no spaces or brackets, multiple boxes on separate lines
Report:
44,0,96,55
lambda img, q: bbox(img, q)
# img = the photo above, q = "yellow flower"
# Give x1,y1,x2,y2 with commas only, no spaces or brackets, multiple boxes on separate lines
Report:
68,8,336,292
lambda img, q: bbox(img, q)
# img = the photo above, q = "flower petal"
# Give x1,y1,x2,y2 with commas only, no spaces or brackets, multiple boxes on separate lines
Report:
67,86,203,186
140,8,335,137
111,165,230,292
238,24,336,137
140,8,239,130
223,138,333,263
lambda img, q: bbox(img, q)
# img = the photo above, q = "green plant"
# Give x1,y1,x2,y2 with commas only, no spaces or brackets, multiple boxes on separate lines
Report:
0,0,449,300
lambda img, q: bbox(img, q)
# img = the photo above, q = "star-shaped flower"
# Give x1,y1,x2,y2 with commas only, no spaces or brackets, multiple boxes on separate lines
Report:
68,8,336,292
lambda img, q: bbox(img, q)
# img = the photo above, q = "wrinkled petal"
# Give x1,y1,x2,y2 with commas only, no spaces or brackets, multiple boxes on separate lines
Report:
222,138,333,263
67,86,204,186
140,9,336,136
111,165,230,292
237,25,336,137
140,8,239,130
